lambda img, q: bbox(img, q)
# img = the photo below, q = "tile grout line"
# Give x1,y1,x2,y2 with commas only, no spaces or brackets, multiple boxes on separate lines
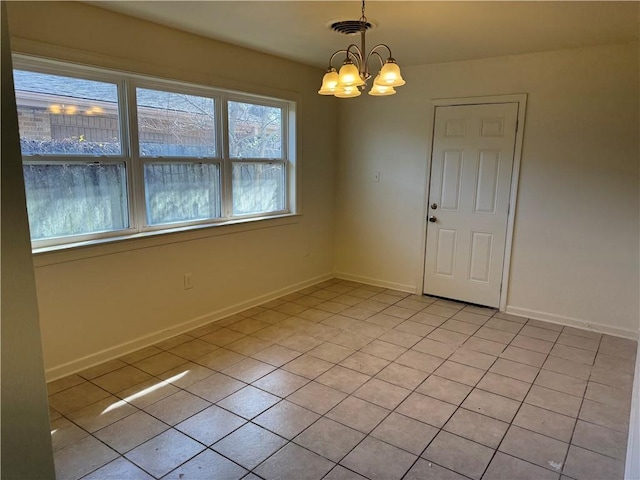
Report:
399,307,504,479
252,286,416,479
481,315,631,477
300,295,448,477
559,332,603,478
192,311,621,476
313,294,468,478
394,298,484,479
61,293,485,479
73,354,273,478
397,305,499,479
471,327,519,480
206,287,410,478
51,280,633,480
480,317,559,479
142,283,358,478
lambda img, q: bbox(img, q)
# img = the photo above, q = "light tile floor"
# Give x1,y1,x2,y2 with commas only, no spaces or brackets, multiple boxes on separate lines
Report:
48,279,637,480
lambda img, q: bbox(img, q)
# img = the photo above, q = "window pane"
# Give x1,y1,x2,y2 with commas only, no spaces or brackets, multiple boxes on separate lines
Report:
23,163,128,240
144,163,221,225
228,101,282,159
13,70,122,156
137,88,216,157
232,162,285,216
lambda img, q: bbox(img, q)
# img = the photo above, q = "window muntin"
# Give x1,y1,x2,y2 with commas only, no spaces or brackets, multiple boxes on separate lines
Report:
228,101,283,159
14,70,122,156
13,58,295,248
136,88,217,158
23,163,129,240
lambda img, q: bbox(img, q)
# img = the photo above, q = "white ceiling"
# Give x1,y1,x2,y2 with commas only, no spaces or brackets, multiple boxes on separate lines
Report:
90,1,639,68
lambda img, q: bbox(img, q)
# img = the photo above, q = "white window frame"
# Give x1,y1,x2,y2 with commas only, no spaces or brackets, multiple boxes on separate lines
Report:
12,55,297,249
224,93,290,219
131,79,224,232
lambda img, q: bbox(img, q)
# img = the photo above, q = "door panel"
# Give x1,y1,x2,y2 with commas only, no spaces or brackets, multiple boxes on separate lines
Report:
445,118,467,137
469,231,493,283
441,150,463,211
436,229,457,276
424,103,518,307
474,151,500,214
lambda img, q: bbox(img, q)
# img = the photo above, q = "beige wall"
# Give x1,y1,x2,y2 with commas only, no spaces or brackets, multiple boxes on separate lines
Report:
6,1,639,382
335,42,639,337
7,1,338,378
1,3,55,476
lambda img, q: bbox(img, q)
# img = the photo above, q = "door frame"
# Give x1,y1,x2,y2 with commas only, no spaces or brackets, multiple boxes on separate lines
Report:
421,94,527,311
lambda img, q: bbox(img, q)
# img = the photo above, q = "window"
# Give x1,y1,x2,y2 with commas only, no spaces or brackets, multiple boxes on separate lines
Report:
228,101,286,216
13,58,296,247
137,88,217,158
23,163,129,240
136,87,221,226
144,163,221,225
228,101,282,159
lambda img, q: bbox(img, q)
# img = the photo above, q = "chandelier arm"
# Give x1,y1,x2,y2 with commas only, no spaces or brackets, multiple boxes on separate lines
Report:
328,50,348,69
368,51,386,70
366,44,394,63
344,44,364,66
328,47,362,68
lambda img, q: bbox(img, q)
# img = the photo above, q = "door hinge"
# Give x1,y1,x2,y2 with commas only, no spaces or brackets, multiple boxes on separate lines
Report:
515,119,519,132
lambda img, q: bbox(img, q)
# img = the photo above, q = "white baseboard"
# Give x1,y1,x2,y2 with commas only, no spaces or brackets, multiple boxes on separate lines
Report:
45,272,334,381
505,306,639,340
625,341,640,480
333,272,417,294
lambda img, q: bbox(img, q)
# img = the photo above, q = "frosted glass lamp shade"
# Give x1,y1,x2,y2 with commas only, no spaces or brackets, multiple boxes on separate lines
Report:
337,62,365,87
318,69,340,95
379,61,406,87
334,85,361,98
369,76,396,96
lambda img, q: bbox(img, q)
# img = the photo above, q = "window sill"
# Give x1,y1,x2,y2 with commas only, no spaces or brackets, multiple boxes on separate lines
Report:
33,213,301,267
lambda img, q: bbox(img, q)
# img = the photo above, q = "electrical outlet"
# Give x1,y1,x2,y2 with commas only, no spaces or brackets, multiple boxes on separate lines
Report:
184,273,193,290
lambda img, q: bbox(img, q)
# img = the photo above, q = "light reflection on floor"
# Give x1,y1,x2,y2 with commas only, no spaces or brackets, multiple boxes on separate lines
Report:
101,370,189,415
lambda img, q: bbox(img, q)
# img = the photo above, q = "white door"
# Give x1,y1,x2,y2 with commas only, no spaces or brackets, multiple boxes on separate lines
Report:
423,103,518,308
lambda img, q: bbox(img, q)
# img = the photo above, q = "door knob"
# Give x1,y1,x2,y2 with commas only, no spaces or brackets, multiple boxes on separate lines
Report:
428,216,437,223
431,203,438,210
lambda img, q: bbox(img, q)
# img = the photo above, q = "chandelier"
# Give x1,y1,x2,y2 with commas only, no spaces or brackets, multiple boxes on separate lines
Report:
318,0,405,98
